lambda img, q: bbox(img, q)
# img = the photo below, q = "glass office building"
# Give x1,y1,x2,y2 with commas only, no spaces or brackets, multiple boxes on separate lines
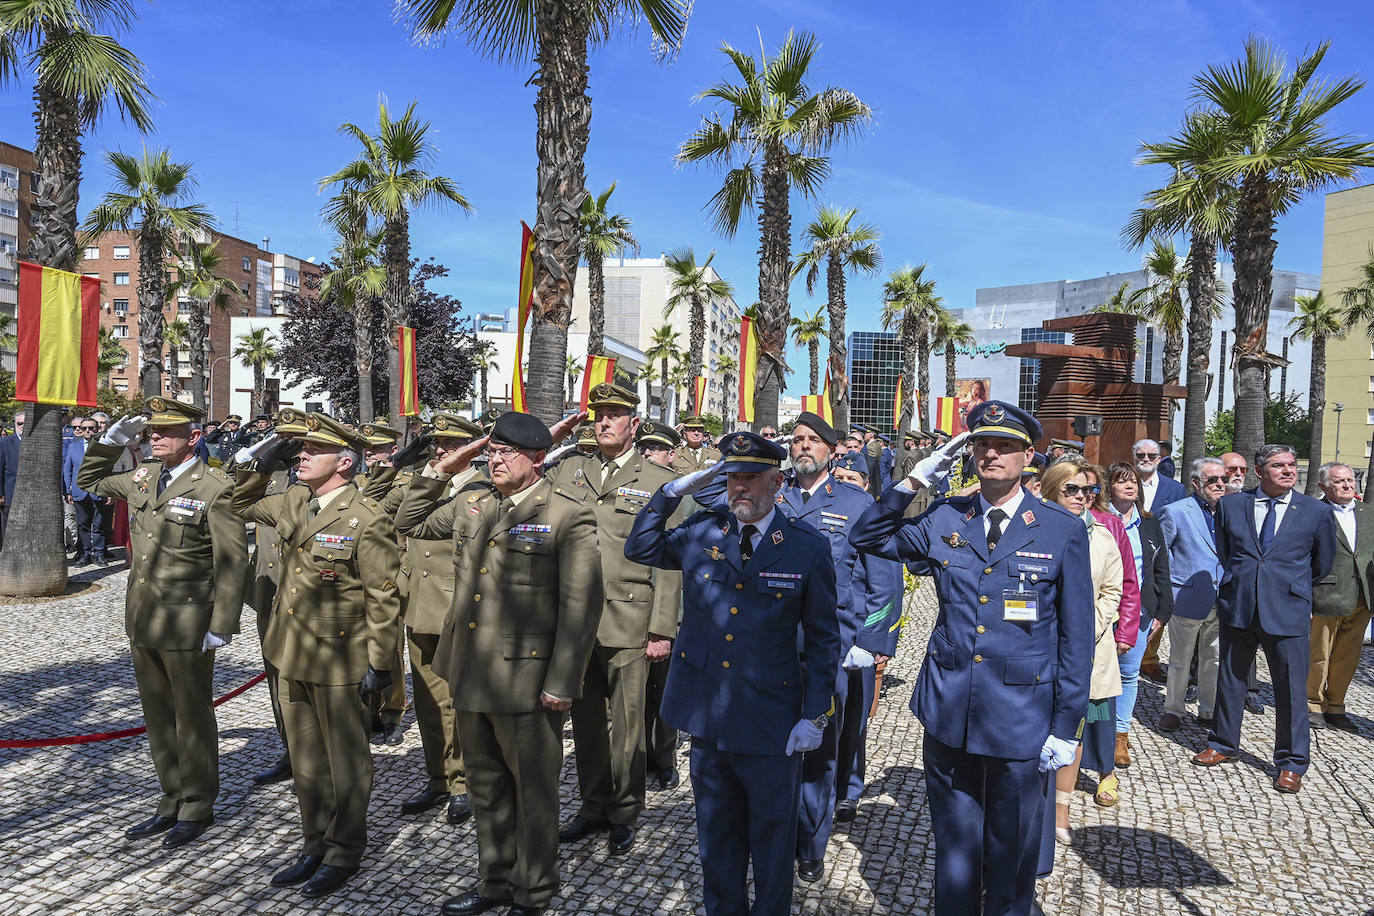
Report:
847,330,904,436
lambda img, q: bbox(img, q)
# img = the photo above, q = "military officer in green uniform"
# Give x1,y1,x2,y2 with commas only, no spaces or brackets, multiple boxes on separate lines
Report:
231,413,403,899
575,423,599,456
672,415,722,474
396,411,603,916
78,397,249,849
359,422,409,745
246,407,310,786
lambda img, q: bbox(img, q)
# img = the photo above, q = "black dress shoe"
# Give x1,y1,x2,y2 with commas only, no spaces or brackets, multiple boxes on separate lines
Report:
384,722,406,746
658,768,680,790
271,854,324,887
797,858,825,883
834,799,858,823
558,815,609,843
162,817,213,848
400,786,450,816
508,906,546,915
124,814,176,839
447,794,473,825
301,864,358,898
1245,694,1264,714
440,889,509,915
607,823,635,855
253,756,293,786
1326,712,1359,732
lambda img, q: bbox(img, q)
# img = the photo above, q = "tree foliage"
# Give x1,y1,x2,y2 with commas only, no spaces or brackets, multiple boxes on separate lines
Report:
1204,393,1310,457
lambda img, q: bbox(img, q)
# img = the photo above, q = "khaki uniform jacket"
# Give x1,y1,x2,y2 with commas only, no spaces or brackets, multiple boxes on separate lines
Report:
249,469,300,614
232,471,402,686
1313,499,1374,617
547,452,681,646
396,475,603,713
671,444,722,475
395,468,486,634
77,444,248,649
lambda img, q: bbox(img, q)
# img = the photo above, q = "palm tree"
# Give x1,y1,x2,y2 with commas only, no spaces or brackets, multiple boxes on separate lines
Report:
473,340,499,412
664,246,733,383
679,30,872,429
882,264,941,433
644,324,680,420
788,305,828,394
396,2,689,425
82,147,214,398
319,208,386,423
1136,239,1189,389
1287,291,1344,495
319,98,473,429
713,351,738,432
1195,37,1374,467
162,316,188,395
0,0,154,597
166,240,242,413
792,205,881,431
233,327,277,419
1125,109,1236,474
931,309,976,398
1340,248,1374,498
580,181,638,356
96,326,126,387
564,354,581,408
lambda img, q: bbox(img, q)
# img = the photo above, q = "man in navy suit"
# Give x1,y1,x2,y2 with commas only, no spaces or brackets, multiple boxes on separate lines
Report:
1134,438,1186,513
626,431,839,916
850,400,1093,916
63,415,109,565
0,410,21,545
1193,444,1337,794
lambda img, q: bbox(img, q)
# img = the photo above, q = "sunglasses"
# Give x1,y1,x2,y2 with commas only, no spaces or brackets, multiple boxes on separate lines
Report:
1196,475,1226,486
78,425,98,431
1135,452,1160,460
1062,484,1101,497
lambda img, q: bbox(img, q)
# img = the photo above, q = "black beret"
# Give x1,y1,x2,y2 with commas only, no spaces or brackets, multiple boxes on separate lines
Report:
490,411,552,451
793,411,837,446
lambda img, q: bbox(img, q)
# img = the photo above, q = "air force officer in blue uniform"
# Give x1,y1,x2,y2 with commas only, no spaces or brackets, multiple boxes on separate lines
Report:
626,431,839,916
849,401,1093,916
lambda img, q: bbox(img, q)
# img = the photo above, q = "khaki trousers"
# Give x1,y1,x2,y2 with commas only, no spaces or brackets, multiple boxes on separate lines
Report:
458,708,564,908
1308,604,1372,715
409,628,465,793
1142,620,1166,668
570,644,649,825
368,635,408,728
130,645,218,821
254,592,288,751
280,676,373,867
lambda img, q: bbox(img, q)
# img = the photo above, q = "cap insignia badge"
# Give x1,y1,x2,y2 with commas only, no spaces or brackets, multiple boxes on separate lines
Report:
732,434,749,451
306,416,322,431
984,403,1005,423
149,397,166,412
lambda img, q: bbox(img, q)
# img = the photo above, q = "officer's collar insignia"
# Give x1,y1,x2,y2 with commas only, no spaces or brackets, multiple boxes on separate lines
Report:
348,517,359,528
467,494,480,503
775,493,786,504
772,530,784,546
1022,509,1035,526
964,507,976,521
984,403,1005,423
943,532,967,548
824,483,833,494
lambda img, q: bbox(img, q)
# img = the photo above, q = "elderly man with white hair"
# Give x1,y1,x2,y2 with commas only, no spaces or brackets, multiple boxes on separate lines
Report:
1133,438,1186,514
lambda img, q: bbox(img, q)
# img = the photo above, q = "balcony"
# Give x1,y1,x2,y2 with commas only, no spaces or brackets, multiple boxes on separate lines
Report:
0,249,13,270
0,183,16,203
0,284,15,306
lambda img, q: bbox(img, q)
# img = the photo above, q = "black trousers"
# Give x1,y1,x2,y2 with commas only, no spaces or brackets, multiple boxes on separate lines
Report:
74,496,107,558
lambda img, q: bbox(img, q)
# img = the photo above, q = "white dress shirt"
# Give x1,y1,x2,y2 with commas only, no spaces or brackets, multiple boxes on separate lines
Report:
1252,488,1294,540
1328,499,1357,548
161,452,200,486
1141,473,1160,512
979,489,1026,538
738,507,776,552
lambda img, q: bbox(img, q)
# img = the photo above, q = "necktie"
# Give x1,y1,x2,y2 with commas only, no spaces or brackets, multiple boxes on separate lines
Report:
600,457,614,487
157,468,172,496
740,524,758,563
1259,497,1277,552
986,508,1006,552
801,490,811,505
307,497,321,523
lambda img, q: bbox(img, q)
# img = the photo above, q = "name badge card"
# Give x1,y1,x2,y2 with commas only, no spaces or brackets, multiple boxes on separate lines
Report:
1003,589,1038,622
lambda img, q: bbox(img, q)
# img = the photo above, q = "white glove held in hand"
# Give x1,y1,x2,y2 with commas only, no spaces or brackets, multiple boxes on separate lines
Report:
1038,735,1078,773
842,646,875,670
663,460,725,498
235,433,279,465
201,632,231,653
101,415,147,447
911,431,972,489
785,718,825,755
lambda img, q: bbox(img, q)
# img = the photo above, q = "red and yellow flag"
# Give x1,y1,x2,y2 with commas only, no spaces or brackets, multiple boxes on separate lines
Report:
737,316,760,423
16,261,100,407
936,397,966,435
579,354,616,413
892,375,904,429
799,365,834,425
397,325,420,416
511,221,536,413
693,375,707,417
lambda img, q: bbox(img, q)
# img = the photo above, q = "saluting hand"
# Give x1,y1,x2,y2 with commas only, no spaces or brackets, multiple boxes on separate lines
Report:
432,435,490,476
102,415,147,448
663,460,725,498
909,431,971,489
548,411,588,444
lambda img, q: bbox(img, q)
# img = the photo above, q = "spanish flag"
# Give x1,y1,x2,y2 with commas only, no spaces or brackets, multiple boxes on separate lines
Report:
579,354,616,413
737,316,760,423
511,221,536,413
693,375,707,416
936,397,965,435
397,325,420,416
800,366,833,424
16,261,100,407
892,375,904,429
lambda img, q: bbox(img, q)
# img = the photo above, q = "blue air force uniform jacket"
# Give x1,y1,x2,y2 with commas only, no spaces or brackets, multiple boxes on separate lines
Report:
849,486,1094,760
625,488,840,756
853,550,903,658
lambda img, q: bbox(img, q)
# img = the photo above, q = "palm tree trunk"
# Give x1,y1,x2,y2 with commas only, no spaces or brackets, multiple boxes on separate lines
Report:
588,250,606,357
1305,334,1326,496
355,296,375,423
826,252,849,432
900,333,917,434
661,355,670,419
1181,231,1218,476
383,214,411,427
1229,174,1279,478
252,363,265,418
137,223,167,398
689,296,706,382
808,340,819,394
187,298,208,413
946,344,957,398
526,2,591,425
480,366,490,411
916,324,931,432
754,146,791,430
724,374,734,432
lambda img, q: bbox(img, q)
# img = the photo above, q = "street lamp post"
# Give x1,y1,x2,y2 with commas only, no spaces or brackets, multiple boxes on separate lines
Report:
208,356,232,419
1333,403,1345,463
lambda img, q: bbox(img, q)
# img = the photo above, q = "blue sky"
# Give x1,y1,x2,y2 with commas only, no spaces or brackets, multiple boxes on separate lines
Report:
3,0,1372,396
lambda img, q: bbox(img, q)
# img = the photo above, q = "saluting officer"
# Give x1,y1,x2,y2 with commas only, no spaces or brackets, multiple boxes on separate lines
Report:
77,398,248,849
547,383,681,855
358,422,409,746
626,432,839,916
246,407,311,787
232,413,403,899
637,420,684,790
848,401,1093,916
671,415,722,474
396,411,603,916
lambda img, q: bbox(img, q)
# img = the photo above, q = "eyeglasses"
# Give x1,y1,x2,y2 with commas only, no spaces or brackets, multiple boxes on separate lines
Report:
78,424,98,431
1196,475,1226,486
1224,467,1247,476
1061,484,1101,497
484,445,525,462
1135,452,1160,460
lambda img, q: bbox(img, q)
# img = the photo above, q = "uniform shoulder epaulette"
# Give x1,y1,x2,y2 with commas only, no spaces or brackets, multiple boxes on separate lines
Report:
206,465,231,483
550,484,584,506
1039,498,1081,520
784,514,829,543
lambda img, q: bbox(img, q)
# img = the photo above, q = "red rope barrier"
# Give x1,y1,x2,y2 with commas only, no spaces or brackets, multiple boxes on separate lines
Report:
0,672,268,749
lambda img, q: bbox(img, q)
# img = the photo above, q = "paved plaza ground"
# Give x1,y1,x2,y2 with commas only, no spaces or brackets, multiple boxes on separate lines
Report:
2,564,1373,915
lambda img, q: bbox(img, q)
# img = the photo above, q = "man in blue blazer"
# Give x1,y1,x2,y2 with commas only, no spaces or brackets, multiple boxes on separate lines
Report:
1135,438,1187,513
0,411,21,545
850,401,1093,916
63,415,109,565
626,431,839,916
1193,444,1337,794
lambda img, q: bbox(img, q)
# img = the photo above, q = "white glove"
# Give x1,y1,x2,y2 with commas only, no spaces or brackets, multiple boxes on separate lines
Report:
234,432,279,465
663,460,725,498
201,632,232,653
785,718,825,755
101,415,147,447
1038,735,1078,773
910,431,971,488
842,646,875,670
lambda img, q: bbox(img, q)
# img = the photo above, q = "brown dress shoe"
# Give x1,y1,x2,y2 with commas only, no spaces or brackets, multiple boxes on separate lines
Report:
1140,662,1166,684
1114,732,1131,768
1274,770,1302,793
1191,748,1237,766
1158,712,1182,732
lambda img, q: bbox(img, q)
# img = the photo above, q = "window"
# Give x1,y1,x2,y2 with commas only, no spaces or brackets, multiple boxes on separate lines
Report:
82,272,99,279
84,246,99,260
113,324,129,338
240,282,250,296
1367,408,1374,425
240,307,249,316
113,272,129,286
0,168,15,189
113,245,130,259
28,172,39,193
113,299,128,314
242,256,251,271
113,379,128,392
0,204,15,217
1368,375,1374,393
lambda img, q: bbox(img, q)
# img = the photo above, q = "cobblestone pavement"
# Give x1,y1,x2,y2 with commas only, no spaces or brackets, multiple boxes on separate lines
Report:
2,565,1373,915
